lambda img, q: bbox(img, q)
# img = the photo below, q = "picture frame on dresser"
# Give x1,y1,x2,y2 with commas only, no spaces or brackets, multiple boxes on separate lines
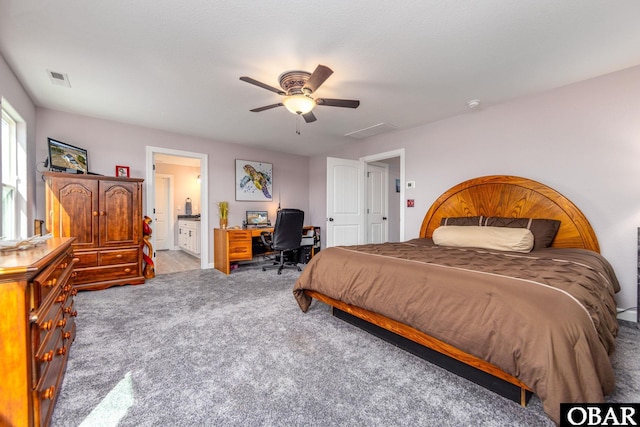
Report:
116,165,130,177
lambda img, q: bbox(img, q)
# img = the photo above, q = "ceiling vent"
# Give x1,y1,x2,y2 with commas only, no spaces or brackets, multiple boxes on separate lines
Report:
47,70,71,87
345,122,397,139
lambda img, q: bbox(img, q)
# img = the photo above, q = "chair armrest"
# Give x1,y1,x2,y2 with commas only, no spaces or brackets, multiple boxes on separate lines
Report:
260,231,272,247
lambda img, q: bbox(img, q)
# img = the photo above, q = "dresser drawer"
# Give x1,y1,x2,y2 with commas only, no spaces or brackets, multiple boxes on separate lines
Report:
99,248,139,266
74,251,98,268
33,313,69,386
32,248,74,305
34,332,68,427
74,263,140,284
33,300,63,368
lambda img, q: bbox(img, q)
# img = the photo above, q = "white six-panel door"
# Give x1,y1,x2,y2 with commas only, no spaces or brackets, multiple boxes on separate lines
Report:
326,157,365,247
366,163,389,244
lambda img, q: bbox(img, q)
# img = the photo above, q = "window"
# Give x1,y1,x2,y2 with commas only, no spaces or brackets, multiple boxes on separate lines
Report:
1,99,26,240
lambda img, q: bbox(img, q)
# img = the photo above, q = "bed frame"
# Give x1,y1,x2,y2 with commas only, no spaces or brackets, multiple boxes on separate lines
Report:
305,175,600,406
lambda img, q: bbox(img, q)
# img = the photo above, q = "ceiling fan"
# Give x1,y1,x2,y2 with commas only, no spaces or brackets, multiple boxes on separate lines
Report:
239,64,360,123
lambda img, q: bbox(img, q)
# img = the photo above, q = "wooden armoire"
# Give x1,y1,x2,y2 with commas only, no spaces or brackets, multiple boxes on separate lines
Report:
44,172,145,291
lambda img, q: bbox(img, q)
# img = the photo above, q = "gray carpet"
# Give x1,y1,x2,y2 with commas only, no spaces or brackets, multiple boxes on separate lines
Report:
51,267,640,426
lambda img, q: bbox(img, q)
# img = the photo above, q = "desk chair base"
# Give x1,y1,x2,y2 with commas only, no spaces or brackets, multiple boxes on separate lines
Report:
262,252,301,275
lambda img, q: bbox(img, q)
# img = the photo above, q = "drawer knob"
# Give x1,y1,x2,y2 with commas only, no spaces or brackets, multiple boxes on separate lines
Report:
40,350,54,363
62,331,72,340
55,295,66,304
41,320,53,331
70,310,78,317
42,386,55,400
57,346,67,356
116,254,123,258
124,268,131,273
93,211,99,217
45,278,57,287
56,318,67,329
71,289,78,296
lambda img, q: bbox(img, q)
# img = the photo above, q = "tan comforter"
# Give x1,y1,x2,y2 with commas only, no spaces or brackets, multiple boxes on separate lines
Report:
293,238,620,424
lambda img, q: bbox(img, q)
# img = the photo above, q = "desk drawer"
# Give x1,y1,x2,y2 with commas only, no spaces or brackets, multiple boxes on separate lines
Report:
229,241,252,261
227,230,251,241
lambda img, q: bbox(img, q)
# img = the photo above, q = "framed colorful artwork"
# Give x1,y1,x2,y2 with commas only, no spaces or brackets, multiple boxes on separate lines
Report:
235,159,273,201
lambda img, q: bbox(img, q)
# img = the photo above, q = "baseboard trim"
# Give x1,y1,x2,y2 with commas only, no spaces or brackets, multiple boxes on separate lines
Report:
617,308,637,323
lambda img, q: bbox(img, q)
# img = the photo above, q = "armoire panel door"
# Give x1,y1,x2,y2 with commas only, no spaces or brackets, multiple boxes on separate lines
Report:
50,178,99,249
99,180,141,247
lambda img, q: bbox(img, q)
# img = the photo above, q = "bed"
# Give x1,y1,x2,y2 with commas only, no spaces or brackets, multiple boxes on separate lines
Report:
293,175,620,424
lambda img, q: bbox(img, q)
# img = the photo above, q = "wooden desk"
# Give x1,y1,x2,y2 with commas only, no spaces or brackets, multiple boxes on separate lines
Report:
214,226,319,274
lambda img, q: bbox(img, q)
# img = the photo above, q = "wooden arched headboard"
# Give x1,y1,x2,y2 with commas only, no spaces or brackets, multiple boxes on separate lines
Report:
419,175,600,252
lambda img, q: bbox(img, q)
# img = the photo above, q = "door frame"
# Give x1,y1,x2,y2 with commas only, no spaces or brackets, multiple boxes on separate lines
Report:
145,146,209,269
361,149,405,242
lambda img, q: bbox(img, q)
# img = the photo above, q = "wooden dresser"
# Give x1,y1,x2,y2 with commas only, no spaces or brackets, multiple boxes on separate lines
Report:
44,172,145,291
0,237,77,427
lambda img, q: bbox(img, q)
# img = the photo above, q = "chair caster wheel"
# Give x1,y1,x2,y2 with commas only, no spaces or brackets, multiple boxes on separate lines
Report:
262,267,266,271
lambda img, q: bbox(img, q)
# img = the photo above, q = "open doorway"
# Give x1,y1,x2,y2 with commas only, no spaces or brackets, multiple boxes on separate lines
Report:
145,146,209,273
325,149,404,247
362,150,403,243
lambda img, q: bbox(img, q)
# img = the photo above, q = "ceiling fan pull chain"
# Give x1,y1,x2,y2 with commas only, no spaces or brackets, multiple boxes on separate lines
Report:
296,115,301,135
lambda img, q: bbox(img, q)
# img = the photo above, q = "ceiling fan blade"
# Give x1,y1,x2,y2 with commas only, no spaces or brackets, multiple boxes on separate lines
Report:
303,65,333,93
315,98,360,108
240,76,286,95
250,103,283,112
302,111,317,123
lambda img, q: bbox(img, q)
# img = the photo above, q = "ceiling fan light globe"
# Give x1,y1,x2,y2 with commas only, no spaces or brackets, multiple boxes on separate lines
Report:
283,94,315,115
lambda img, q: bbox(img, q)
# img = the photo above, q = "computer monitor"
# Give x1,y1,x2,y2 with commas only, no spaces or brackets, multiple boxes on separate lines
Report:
246,210,269,226
47,137,89,174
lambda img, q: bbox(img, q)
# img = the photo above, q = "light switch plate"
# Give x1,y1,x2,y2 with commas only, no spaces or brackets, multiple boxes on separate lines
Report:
407,181,416,189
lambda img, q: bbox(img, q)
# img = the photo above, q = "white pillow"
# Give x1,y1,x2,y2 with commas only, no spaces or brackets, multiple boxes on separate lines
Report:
432,226,534,253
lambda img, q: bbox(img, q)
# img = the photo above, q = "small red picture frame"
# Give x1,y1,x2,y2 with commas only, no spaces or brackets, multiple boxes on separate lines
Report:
116,165,130,177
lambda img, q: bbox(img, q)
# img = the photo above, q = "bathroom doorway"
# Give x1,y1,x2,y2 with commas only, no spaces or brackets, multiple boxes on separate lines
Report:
145,146,209,272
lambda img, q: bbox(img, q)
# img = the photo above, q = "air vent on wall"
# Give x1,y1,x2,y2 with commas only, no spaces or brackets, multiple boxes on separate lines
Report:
47,69,71,87
345,122,397,139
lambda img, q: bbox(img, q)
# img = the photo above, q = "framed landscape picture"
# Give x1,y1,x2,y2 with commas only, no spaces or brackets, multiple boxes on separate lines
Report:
235,159,273,201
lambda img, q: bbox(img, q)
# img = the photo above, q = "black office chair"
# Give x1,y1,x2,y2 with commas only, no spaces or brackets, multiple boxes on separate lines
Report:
260,208,304,274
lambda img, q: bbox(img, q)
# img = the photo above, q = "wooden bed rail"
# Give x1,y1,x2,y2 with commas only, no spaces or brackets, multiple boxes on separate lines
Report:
305,289,532,406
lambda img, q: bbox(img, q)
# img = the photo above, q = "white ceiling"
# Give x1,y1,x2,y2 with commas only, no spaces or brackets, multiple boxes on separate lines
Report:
1,1,640,157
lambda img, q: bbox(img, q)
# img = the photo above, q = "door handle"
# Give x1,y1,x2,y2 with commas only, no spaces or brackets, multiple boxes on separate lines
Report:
383,217,388,220
328,217,334,222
